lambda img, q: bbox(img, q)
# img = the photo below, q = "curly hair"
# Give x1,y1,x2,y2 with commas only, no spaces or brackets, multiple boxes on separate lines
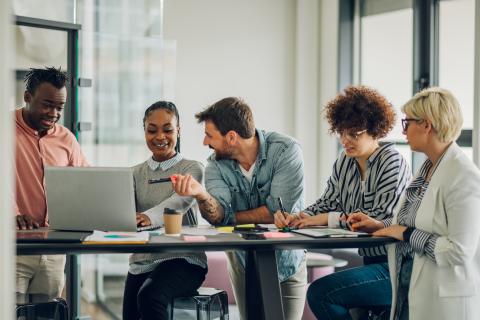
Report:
324,86,396,139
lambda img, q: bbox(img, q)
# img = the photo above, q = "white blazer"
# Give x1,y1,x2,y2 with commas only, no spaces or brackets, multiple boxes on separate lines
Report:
387,143,480,320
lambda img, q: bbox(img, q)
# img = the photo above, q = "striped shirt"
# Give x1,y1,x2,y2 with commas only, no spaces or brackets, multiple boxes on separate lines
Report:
384,157,442,266
305,143,411,256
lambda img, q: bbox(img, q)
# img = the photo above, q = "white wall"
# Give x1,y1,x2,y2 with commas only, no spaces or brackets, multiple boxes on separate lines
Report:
164,0,296,162
164,0,339,204
0,0,15,317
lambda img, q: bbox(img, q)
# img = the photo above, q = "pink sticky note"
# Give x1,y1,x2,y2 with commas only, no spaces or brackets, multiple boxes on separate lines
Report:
263,231,293,239
183,235,207,242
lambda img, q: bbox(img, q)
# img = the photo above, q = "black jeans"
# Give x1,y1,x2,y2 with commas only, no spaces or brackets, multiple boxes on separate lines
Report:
123,259,207,320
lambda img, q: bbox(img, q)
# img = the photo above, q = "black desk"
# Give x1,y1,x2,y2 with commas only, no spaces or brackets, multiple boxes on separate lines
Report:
17,230,395,320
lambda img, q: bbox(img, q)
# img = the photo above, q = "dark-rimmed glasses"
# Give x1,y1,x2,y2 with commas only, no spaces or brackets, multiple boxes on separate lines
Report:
337,129,367,141
401,118,422,132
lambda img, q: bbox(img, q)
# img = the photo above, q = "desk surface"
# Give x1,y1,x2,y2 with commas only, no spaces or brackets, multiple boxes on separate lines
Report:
16,229,396,320
17,229,395,255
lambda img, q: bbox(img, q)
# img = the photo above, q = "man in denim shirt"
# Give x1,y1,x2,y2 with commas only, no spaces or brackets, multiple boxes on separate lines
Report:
173,97,307,320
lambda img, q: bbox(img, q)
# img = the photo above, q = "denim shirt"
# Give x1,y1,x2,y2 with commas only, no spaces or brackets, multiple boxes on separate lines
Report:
205,129,306,281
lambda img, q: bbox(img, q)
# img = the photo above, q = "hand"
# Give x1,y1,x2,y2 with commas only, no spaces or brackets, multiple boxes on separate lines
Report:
172,174,207,199
136,213,151,227
16,215,39,230
290,212,325,229
347,212,383,233
372,224,407,241
273,211,297,228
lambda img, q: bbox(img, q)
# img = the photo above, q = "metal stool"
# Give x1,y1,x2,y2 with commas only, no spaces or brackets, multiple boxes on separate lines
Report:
16,297,69,320
169,287,229,320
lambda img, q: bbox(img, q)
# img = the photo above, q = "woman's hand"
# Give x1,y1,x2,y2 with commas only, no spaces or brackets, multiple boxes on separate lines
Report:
274,211,298,228
290,212,327,229
136,213,151,227
347,212,384,233
372,224,407,241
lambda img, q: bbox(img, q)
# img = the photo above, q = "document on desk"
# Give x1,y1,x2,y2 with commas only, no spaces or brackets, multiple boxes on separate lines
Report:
292,228,370,238
83,230,150,244
182,226,219,236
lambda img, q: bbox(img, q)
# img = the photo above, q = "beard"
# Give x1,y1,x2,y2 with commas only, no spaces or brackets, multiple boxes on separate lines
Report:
210,144,234,161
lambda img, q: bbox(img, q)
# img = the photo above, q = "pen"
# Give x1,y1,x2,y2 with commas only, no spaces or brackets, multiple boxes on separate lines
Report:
148,178,171,184
148,175,178,184
277,197,292,232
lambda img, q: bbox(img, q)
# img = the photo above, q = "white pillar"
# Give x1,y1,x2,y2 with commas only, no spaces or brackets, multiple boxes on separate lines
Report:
317,0,340,194
0,0,15,318
294,0,320,203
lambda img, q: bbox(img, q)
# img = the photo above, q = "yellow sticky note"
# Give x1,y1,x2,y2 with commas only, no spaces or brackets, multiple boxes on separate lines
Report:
216,226,234,233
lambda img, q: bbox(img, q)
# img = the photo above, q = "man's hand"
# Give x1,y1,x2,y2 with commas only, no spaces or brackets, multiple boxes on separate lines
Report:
372,224,407,240
273,211,298,228
347,212,384,233
16,215,39,230
172,174,208,200
136,213,151,227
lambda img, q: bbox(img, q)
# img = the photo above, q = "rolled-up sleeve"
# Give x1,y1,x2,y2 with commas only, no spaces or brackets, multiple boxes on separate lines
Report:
264,142,305,214
205,161,236,225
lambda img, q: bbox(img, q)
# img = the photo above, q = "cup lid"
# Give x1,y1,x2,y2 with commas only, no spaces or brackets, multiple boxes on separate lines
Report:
164,207,181,214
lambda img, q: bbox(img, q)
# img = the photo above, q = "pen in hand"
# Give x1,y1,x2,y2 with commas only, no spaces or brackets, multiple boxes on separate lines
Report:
277,197,294,231
148,175,178,184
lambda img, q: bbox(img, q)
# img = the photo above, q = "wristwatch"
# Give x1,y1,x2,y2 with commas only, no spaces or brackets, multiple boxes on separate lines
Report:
402,226,415,242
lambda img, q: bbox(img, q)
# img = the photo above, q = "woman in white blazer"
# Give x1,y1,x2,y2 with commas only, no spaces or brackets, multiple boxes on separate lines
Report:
347,87,480,320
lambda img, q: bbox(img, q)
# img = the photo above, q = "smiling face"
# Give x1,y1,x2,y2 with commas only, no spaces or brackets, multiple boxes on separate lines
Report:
23,82,67,135
203,120,234,160
144,109,179,161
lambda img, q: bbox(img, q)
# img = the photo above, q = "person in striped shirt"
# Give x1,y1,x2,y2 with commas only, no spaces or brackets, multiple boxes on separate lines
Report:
274,86,411,319
349,88,480,320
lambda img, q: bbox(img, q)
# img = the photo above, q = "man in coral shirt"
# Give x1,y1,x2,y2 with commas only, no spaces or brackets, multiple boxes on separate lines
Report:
15,67,88,303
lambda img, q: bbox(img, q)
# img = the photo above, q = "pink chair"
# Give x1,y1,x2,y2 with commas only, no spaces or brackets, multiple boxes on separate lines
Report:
203,252,236,305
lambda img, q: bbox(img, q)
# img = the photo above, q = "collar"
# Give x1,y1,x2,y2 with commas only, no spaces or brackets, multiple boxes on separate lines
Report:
15,108,56,137
366,142,394,165
147,153,183,171
256,129,267,162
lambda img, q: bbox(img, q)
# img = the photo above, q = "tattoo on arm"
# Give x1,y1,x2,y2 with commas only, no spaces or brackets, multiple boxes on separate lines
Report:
197,194,224,225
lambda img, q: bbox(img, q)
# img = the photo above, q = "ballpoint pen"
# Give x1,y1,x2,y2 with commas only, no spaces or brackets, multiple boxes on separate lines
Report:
277,197,293,232
148,175,178,184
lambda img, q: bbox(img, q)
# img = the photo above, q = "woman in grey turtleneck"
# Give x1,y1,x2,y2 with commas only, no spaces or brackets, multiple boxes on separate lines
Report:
122,101,207,320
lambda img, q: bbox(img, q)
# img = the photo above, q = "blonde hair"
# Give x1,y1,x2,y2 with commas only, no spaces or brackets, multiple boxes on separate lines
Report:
401,87,463,143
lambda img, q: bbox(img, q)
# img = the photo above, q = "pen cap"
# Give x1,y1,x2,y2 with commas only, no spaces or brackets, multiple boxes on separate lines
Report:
163,207,182,215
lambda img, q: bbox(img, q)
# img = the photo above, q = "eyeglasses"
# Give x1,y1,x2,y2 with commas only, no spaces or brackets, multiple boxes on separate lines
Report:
401,118,422,132
337,129,367,141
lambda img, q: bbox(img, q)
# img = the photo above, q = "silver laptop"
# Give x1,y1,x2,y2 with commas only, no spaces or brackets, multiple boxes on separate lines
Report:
45,166,155,232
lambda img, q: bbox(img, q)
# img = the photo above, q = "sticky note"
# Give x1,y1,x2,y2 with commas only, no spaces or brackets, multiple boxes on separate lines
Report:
263,231,293,239
183,235,207,242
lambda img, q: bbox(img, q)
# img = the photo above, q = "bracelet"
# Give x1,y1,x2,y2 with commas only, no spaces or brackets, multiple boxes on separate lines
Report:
402,226,415,242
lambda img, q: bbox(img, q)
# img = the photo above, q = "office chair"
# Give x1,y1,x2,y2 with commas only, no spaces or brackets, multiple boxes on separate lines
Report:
16,297,69,320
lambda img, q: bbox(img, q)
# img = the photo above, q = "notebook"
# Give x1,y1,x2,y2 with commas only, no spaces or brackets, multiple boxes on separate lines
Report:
292,228,370,238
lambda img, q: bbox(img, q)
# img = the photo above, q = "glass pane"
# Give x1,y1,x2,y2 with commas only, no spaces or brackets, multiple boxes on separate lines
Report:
13,0,75,23
439,0,475,130
78,32,176,166
13,26,68,128
360,8,413,142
